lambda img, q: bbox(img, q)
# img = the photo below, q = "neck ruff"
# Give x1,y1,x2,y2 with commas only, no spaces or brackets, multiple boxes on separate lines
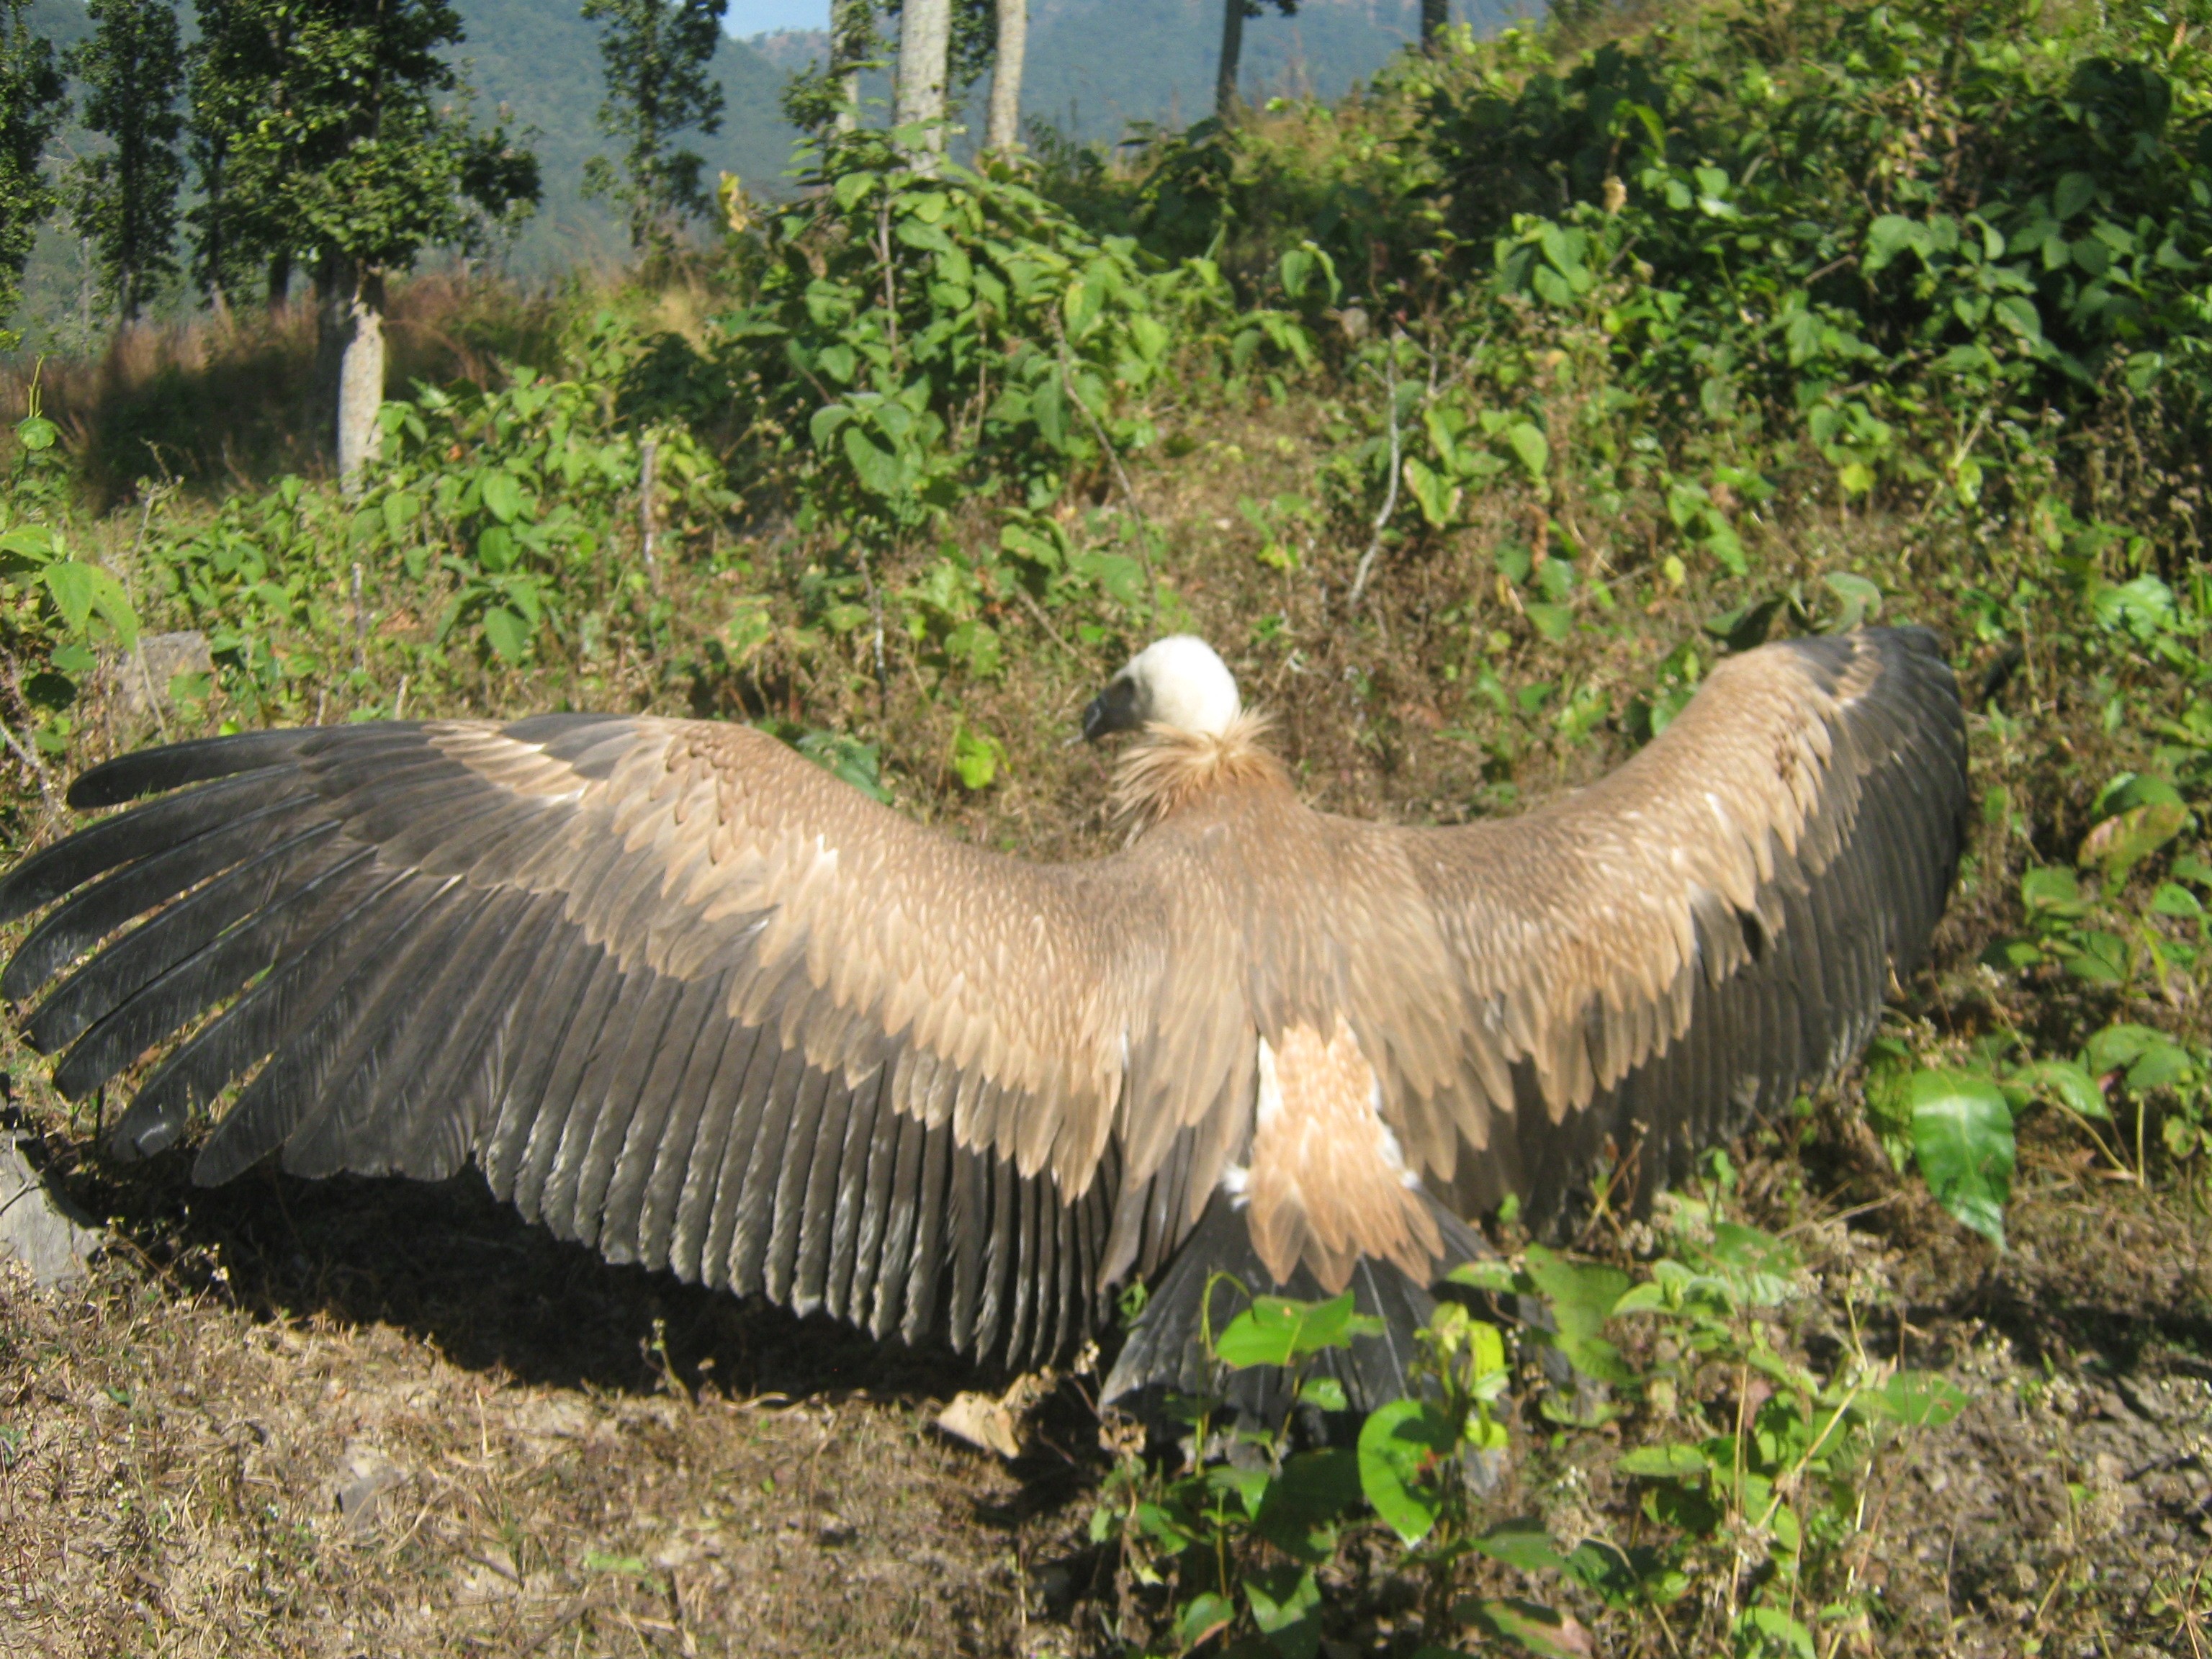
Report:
1109,709,1286,833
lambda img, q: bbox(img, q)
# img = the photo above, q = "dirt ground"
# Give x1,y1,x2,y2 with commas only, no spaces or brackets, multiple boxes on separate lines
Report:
1,1087,2208,1658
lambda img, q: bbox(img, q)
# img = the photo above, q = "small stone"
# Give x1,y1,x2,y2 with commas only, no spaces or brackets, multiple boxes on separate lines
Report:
0,1137,103,1289
110,631,213,720
335,1446,408,1534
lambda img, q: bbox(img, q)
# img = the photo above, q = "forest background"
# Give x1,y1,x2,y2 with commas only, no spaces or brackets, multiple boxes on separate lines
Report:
2,0,2212,1653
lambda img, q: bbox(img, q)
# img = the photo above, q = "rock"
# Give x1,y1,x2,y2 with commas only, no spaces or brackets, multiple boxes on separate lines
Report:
335,1445,409,1534
0,1136,103,1289
110,630,213,720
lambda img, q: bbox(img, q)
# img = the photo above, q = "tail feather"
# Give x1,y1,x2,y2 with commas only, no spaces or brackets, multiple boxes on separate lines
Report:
1102,1188,1492,1419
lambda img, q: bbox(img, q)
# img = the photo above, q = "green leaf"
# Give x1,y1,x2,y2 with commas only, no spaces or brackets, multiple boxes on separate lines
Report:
1869,1370,1968,1427
2152,883,2203,921
2020,865,2087,916
795,730,892,803
2012,1059,2111,1123
1462,1599,1594,1658
1214,1291,1380,1367
951,726,1002,790
1447,1258,1521,1295
842,427,906,498
1255,1448,1361,1564
1468,1518,1570,1575
1907,1068,2015,1248
2083,1022,2160,1076
582,1550,655,1580
1822,571,1884,630
39,561,138,645
1523,1246,1631,1382
1177,1591,1234,1649
1616,1443,1710,1479
1994,296,2042,339
480,470,523,524
1298,1376,1348,1412
1244,1565,1321,1653
0,523,58,570
1864,214,1922,273
382,490,420,539
1403,456,1461,529
481,606,532,662
2125,1038,2194,1094
2053,171,2098,220
2078,801,2188,884
1505,422,1550,483
1524,603,1573,642
2064,931,2128,984
1358,1398,1454,1544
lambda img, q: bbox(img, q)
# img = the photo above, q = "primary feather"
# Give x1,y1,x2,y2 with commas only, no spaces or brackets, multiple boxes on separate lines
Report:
0,626,1967,1404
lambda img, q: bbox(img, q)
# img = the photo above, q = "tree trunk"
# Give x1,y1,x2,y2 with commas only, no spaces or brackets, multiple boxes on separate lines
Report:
1421,0,1447,49
830,0,866,132
1214,0,1244,122
894,0,952,169
336,269,386,497
986,0,1027,153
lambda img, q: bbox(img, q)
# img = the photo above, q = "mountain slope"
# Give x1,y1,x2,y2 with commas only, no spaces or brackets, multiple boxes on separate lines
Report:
452,0,802,269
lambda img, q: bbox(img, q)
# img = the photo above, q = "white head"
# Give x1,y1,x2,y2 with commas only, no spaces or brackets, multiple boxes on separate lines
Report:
1082,635,1243,741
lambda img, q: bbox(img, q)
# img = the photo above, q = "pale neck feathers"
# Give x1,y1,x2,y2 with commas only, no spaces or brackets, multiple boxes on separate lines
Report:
1109,709,1287,832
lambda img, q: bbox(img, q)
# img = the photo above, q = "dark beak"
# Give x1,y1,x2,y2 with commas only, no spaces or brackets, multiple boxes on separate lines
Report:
1082,678,1141,743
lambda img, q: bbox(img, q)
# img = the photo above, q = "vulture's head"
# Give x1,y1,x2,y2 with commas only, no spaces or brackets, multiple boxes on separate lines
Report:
1082,635,1242,742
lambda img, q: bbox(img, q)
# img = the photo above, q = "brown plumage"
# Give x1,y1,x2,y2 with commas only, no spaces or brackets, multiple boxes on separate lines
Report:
0,626,1967,1407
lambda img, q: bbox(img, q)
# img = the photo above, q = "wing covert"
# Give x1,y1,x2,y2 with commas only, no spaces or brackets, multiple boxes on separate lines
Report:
1361,626,1969,1225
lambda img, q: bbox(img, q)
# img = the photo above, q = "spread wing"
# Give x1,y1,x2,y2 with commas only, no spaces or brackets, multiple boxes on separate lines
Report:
1349,626,1969,1227
0,716,1249,1367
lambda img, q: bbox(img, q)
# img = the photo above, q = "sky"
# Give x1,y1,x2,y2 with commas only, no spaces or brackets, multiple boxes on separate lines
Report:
724,0,829,32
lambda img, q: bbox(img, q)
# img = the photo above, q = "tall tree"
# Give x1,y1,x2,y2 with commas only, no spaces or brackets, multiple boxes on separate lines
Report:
894,0,950,170
1420,0,1447,50
830,0,878,133
187,0,537,486
583,0,728,256
0,0,65,351
183,0,273,310
65,0,185,323
1214,0,1296,121
984,0,1025,153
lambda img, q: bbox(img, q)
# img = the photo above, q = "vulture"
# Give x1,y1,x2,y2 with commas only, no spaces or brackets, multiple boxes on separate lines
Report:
0,626,1966,1409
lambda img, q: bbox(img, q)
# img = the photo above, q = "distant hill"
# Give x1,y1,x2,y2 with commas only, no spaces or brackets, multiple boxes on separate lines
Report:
451,0,802,270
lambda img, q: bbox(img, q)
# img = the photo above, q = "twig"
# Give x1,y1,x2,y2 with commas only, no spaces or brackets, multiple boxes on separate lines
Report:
0,712,62,819
1013,581,1076,659
135,648,169,743
0,655,65,820
638,438,661,595
351,560,367,675
878,200,899,361
393,675,409,721
858,545,888,698
1348,339,1403,611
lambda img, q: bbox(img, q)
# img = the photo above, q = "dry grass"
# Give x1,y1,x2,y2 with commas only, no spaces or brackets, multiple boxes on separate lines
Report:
0,272,575,511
